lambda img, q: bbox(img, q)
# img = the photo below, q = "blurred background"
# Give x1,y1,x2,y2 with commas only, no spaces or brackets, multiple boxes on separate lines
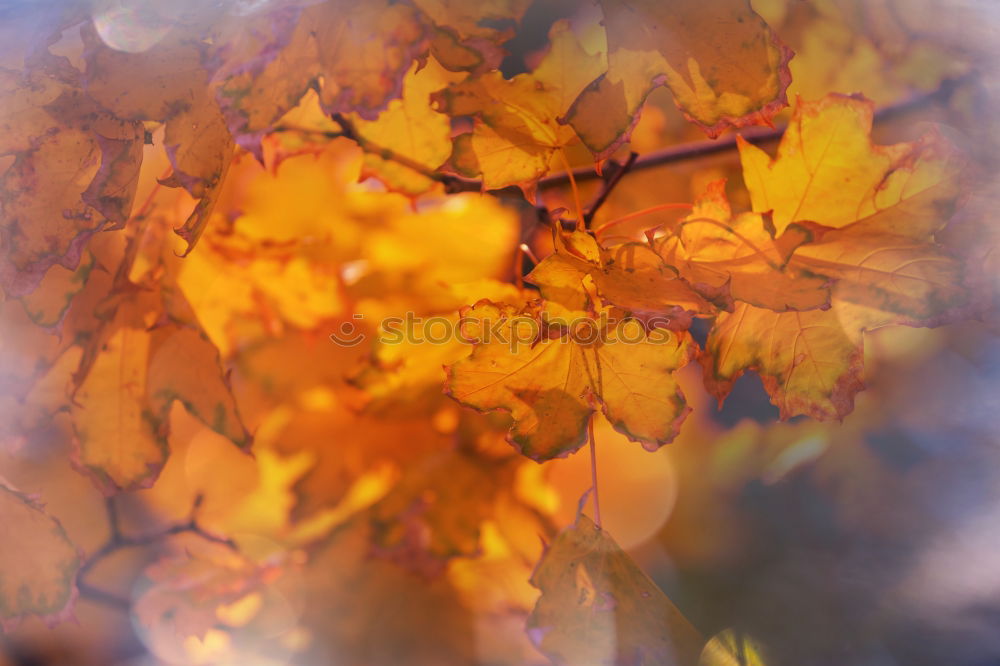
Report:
2,0,999,664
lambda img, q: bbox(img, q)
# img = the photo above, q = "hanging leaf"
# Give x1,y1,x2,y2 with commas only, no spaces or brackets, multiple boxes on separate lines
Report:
527,514,704,665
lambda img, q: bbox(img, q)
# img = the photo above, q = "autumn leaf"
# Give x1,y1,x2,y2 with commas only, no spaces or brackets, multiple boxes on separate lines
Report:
0,52,143,296
370,448,518,576
758,0,972,107
350,279,523,414
416,0,533,74
702,301,867,421
790,221,966,323
428,25,506,76
133,543,280,642
71,301,250,494
738,94,962,237
432,19,604,191
350,58,458,195
0,482,81,632
413,0,530,44
527,514,704,666
564,0,793,159
699,94,967,421
656,180,830,312
445,299,696,461
82,25,235,254
210,0,430,155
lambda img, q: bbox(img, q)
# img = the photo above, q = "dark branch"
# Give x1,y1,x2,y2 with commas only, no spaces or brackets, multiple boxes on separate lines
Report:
537,76,964,190
583,151,638,228
281,76,964,199
77,581,130,610
76,496,237,612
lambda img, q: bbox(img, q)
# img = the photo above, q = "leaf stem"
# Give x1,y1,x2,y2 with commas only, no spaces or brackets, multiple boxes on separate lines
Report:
588,415,602,529
558,148,584,228
595,202,693,238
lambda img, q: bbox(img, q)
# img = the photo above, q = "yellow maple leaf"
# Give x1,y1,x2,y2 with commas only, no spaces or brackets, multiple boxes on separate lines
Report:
445,299,695,461
738,94,962,235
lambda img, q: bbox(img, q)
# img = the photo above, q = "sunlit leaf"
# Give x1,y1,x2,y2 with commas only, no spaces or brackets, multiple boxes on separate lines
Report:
351,58,458,195
432,19,604,191
528,231,716,329
702,301,867,421
656,180,830,311
445,299,696,461
738,94,962,236
71,301,250,493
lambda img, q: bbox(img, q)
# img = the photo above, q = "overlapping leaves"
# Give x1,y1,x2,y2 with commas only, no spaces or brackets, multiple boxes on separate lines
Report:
447,94,970,447
0,1,987,662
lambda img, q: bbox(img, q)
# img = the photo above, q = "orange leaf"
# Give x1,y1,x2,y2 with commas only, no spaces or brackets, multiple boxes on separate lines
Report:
565,0,793,159
445,299,696,461
0,483,81,632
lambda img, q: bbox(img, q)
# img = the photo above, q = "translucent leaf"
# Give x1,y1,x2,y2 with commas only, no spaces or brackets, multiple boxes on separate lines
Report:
0,483,81,632
656,180,830,312
432,20,603,190
71,305,250,493
445,300,696,461
738,94,962,236
351,58,458,196
527,514,703,665
528,231,716,329
565,0,793,159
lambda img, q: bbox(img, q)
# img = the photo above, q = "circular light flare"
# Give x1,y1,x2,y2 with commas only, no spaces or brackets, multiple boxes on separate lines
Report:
90,0,175,53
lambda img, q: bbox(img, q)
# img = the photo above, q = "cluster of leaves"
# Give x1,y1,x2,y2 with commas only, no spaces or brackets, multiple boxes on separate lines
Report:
0,0,996,664
447,93,968,458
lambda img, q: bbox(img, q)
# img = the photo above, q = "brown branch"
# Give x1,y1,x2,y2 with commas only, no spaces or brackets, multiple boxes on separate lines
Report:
538,76,964,190
283,76,963,200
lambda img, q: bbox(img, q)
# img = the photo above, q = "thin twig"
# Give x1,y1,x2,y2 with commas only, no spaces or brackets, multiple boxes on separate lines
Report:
272,124,344,141
330,113,478,193
583,151,637,228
